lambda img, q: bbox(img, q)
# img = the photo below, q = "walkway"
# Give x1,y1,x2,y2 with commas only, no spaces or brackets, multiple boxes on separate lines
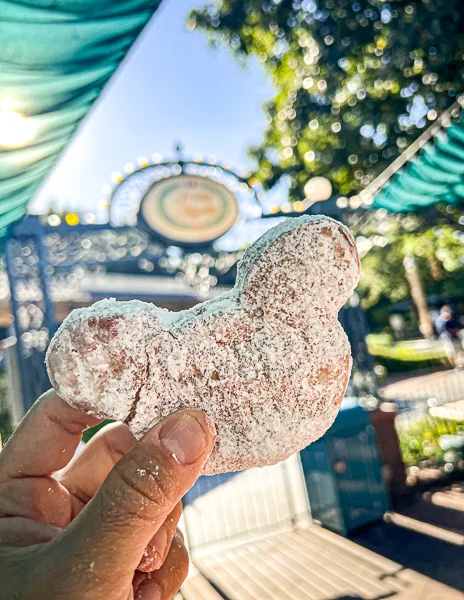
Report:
352,483,464,593
180,525,464,599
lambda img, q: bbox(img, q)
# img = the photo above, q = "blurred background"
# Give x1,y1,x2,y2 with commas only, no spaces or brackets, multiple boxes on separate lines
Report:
2,1,464,598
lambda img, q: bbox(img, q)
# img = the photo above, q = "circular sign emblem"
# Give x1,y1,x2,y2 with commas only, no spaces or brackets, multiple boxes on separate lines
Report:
139,175,239,244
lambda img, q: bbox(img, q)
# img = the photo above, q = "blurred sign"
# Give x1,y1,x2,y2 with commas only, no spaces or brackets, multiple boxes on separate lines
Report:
139,175,238,245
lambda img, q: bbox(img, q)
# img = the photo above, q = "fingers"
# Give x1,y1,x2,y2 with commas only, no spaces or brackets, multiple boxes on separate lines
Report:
138,502,182,572
58,422,136,513
58,422,182,571
0,390,100,481
52,410,215,579
0,516,62,546
134,532,189,600
0,476,72,528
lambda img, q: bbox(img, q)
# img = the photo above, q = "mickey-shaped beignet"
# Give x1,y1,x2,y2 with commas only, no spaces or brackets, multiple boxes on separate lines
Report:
46,215,360,474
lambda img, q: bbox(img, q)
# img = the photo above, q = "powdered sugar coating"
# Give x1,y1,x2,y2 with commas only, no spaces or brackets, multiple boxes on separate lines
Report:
46,216,360,474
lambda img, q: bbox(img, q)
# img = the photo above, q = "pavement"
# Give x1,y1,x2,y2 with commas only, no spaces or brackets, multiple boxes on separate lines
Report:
177,480,464,599
181,525,464,599
352,484,464,593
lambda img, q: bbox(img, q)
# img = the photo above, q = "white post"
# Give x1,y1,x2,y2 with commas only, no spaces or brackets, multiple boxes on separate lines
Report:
3,337,25,426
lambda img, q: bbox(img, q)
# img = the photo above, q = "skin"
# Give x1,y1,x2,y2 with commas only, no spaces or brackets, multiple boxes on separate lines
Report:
0,390,216,600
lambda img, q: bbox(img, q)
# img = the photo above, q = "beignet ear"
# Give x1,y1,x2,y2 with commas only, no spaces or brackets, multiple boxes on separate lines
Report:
237,216,360,325
46,300,161,421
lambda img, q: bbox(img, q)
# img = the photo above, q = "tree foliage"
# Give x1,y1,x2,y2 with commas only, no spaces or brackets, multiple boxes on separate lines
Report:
189,0,464,201
347,204,464,317
398,414,464,468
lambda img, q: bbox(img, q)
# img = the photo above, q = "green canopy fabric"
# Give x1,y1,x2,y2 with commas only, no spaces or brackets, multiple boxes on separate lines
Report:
374,110,464,212
0,0,163,235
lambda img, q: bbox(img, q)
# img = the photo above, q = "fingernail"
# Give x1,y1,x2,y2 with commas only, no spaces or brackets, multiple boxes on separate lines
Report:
158,412,211,465
138,524,168,571
151,525,168,562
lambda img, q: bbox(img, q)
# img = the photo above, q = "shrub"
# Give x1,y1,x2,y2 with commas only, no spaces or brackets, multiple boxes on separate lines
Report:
397,415,464,467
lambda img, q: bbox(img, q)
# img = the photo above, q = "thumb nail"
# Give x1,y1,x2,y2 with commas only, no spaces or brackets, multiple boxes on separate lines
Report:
157,411,215,466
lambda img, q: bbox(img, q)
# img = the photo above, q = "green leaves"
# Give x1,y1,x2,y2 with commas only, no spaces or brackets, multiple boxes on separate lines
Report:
349,205,464,319
398,415,464,468
189,0,464,199
189,2,464,319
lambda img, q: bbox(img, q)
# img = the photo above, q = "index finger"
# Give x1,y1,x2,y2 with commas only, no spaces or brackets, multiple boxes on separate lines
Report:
0,390,100,481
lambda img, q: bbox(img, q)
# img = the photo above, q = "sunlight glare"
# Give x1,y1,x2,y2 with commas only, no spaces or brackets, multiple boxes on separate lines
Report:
0,110,37,148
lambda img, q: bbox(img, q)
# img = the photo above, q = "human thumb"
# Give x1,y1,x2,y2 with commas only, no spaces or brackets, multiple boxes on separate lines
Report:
47,410,216,586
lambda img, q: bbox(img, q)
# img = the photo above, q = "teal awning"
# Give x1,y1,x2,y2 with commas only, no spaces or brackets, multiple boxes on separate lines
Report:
0,0,162,235
374,110,464,212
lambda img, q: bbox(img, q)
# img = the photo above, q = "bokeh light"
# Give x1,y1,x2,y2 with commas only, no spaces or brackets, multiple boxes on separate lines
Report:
0,110,37,148
65,213,79,226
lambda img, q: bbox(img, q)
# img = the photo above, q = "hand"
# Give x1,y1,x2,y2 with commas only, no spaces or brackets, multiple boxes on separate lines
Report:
0,390,216,600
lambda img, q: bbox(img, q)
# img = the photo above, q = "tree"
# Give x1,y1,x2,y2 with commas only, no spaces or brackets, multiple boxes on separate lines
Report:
348,204,464,329
189,0,464,202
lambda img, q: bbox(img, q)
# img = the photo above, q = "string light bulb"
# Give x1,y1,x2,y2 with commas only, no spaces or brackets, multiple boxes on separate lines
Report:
293,201,305,212
65,213,79,226
47,214,61,226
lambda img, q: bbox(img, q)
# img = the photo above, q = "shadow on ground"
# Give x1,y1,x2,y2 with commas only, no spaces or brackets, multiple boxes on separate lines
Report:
351,492,464,592
327,596,396,600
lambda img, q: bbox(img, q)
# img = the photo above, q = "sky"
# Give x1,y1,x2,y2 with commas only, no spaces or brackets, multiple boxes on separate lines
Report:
30,0,274,218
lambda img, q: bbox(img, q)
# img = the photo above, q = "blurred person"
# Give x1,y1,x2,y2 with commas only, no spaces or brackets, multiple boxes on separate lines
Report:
435,305,460,337
435,305,463,368
0,390,216,600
